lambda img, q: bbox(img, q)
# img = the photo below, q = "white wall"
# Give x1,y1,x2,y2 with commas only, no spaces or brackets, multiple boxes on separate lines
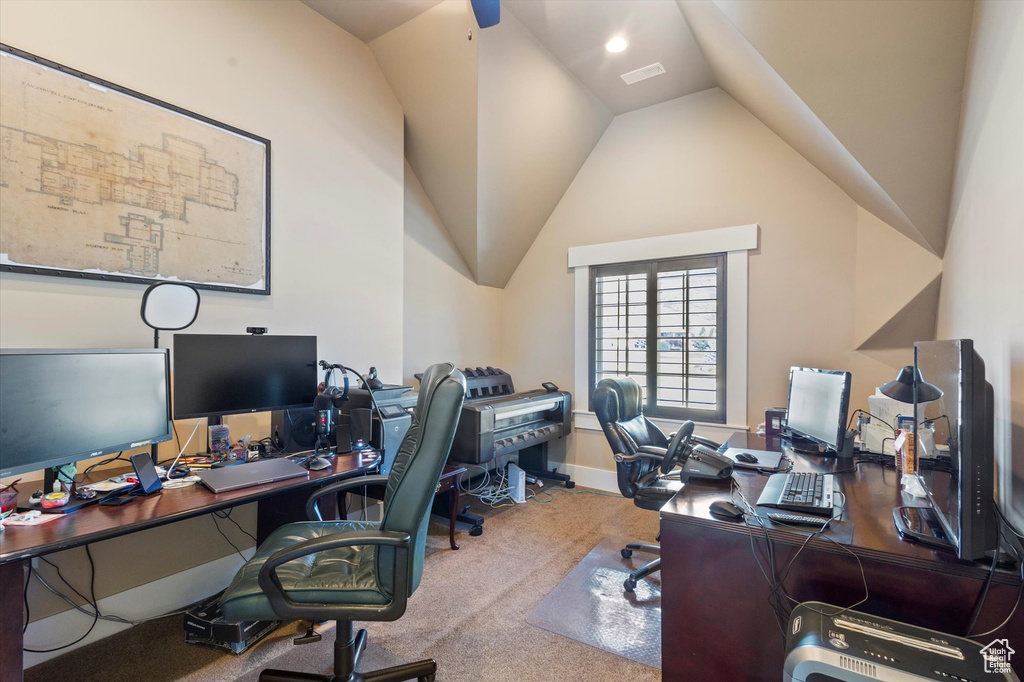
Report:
502,88,904,471
937,0,1024,525
403,160,504,382
0,0,404,659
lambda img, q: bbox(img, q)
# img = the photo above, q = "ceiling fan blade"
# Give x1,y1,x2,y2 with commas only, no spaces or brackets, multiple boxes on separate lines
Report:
471,0,500,29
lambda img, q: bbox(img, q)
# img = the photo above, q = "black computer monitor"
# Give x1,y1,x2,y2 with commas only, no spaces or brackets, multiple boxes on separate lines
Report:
0,348,172,480
784,367,852,454
908,339,997,561
171,334,317,420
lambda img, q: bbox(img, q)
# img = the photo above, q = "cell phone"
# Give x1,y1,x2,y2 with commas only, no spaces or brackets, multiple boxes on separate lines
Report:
130,452,163,495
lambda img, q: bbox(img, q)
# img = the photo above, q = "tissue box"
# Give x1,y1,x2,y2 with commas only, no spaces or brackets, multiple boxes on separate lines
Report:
863,423,896,456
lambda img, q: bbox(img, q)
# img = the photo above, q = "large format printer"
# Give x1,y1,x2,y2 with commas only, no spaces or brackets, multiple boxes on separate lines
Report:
449,368,574,488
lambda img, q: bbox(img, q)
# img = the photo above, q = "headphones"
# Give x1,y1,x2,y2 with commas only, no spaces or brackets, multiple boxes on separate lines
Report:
322,366,351,404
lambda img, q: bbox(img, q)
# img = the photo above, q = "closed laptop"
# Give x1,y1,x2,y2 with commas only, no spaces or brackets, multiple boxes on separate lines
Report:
196,458,308,493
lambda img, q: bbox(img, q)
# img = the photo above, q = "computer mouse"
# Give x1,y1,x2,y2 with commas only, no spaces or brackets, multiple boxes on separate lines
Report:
307,456,331,471
735,452,759,464
709,500,745,519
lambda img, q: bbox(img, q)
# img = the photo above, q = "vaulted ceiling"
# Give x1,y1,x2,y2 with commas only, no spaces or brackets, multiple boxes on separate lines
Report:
301,0,975,302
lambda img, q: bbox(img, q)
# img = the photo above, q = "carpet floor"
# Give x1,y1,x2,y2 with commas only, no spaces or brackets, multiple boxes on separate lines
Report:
24,485,664,682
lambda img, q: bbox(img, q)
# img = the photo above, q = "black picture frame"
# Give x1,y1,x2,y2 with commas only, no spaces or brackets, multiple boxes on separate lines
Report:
0,43,272,295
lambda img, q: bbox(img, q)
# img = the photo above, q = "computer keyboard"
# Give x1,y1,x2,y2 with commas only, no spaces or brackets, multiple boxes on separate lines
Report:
780,472,826,507
756,472,835,515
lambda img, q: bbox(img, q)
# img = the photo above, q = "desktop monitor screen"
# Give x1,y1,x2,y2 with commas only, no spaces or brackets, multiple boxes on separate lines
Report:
785,367,852,452
0,348,172,478
172,334,317,420
914,339,996,561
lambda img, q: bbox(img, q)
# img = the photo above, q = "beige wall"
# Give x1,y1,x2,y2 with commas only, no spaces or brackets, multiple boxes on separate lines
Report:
0,0,404,647
502,88,904,471
403,161,504,382
475,7,611,287
370,0,480,276
937,0,1024,525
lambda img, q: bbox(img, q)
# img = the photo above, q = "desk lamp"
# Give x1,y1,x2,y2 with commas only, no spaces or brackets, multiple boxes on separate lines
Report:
879,366,943,404
880,366,943,499
141,282,201,466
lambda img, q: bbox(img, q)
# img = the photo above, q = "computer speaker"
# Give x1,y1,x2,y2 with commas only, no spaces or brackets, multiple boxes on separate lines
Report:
271,408,317,453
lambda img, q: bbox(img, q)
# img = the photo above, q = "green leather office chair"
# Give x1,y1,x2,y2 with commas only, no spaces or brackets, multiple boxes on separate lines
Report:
220,363,467,682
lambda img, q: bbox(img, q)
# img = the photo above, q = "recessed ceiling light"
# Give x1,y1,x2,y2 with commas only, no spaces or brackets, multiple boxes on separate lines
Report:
605,37,628,53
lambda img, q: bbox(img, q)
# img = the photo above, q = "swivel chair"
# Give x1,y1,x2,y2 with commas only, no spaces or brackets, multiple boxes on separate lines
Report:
593,377,689,593
220,363,467,682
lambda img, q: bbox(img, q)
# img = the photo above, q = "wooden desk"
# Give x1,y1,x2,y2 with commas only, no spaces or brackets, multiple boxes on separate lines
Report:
0,450,379,682
660,433,1023,681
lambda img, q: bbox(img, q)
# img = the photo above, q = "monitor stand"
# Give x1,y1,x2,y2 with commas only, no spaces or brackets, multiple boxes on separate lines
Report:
892,506,955,552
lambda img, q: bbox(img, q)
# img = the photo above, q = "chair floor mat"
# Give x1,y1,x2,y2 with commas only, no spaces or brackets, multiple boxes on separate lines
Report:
526,536,661,669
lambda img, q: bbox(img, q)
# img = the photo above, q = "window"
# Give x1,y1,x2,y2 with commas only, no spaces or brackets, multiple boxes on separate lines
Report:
589,255,726,422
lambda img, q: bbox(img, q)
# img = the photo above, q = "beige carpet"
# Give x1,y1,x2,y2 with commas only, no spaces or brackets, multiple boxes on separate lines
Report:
25,486,663,682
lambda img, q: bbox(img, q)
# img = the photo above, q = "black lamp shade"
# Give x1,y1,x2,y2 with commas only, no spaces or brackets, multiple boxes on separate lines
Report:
880,366,943,404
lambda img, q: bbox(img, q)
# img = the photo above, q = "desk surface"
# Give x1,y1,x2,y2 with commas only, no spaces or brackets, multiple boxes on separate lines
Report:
659,432,1022,681
0,450,379,565
662,432,1014,582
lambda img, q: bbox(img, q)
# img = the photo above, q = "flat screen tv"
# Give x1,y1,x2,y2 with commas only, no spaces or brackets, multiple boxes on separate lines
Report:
893,339,997,561
172,334,317,420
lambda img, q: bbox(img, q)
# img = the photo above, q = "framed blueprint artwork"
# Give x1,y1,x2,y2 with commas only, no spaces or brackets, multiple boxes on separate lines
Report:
0,44,271,295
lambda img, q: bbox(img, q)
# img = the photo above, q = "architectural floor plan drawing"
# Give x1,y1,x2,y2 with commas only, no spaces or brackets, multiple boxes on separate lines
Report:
0,47,268,291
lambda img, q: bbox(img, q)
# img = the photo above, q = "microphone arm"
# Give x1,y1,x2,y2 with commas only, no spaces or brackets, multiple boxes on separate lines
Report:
318,360,384,449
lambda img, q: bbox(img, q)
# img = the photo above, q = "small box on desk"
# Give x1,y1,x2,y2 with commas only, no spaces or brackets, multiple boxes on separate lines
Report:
183,593,278,654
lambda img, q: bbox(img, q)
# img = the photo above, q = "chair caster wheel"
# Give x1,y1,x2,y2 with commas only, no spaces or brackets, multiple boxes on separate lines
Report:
565,481,576,489
621,548,633,559
470,525,483,537
624,578,636,592
418,675,435,682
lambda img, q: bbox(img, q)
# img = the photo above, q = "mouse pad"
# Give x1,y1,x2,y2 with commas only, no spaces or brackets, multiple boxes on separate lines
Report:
722,447,784,471
745,514,855,545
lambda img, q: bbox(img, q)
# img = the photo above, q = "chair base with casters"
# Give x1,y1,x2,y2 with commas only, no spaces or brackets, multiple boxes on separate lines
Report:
620,541,660,593
617,465,680,592
259,620,435,682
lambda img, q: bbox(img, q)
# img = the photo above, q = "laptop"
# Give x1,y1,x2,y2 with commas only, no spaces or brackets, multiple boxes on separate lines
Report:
721,447,784,471
195,458,308,493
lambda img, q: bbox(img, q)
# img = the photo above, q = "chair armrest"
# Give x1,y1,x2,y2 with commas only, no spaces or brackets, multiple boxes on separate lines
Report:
306,475,390,520
614,446,667,464
257,529,412,622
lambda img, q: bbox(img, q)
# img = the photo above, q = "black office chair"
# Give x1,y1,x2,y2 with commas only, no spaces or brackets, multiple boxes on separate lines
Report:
220,363,467,682
593,376,697,592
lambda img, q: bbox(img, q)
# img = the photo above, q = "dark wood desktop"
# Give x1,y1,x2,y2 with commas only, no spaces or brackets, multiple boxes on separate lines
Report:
660,432,1023,681
0,450,379,682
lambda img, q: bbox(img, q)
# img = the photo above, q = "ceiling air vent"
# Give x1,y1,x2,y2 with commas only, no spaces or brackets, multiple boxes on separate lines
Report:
620,62,666,85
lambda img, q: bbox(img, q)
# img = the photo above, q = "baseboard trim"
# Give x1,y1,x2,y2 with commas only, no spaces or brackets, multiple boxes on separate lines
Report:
560,463,619,494
24,549,254,669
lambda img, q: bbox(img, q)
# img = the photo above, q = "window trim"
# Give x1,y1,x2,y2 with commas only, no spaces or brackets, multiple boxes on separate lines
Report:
570,224,758,437
588,254,728,422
